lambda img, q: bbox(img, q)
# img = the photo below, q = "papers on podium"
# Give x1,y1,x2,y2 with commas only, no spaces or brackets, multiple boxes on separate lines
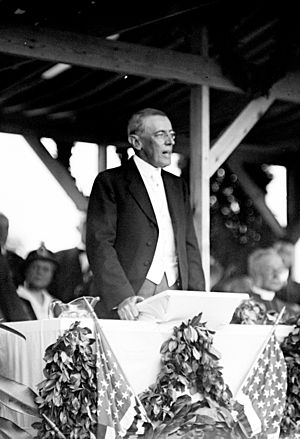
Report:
136,290,249,329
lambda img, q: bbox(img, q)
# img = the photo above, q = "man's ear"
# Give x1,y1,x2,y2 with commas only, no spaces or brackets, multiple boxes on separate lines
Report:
128,134,142,150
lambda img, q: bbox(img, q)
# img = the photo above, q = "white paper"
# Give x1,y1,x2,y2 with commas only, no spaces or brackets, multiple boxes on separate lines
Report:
136,290,249,329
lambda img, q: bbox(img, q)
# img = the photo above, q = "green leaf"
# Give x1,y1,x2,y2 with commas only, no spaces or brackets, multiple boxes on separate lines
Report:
168,341,177,352
208,345,221,360
192,347,201,360
0,375,39,417
0,416,33,439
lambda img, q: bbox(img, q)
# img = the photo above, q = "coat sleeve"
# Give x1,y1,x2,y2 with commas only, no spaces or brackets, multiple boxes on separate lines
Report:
86,172,136,313
0,254,31,321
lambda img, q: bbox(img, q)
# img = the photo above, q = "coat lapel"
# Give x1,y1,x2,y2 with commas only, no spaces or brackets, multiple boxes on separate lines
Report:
125,158,157,225
162,171,180,235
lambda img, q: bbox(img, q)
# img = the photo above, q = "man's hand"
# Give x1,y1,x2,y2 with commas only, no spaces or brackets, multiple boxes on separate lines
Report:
117,296,144,320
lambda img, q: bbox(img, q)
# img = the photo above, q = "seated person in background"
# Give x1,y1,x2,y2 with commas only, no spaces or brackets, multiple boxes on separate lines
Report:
273,238,300,305
0,212,24,287
0,253,31,321
273,238,294,269
49,212,95,303
17,243,59,320
247,247,300,318
220,274,253,294
209,256,224,291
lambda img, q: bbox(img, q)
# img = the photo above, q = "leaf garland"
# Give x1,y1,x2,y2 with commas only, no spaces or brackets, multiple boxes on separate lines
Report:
127,313,247,439
231,298,298,326
34,313,297,438
33,321,97,439
280,317,300,438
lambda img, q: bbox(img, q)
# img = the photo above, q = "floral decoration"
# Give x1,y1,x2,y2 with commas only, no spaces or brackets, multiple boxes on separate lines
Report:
33,321,97,439
280,317,300,438
126,313,248,439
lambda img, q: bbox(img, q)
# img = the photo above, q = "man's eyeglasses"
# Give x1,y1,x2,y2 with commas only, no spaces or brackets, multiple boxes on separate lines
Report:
153,130,176,142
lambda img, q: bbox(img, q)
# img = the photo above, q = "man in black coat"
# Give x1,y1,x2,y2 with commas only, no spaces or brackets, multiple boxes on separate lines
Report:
0,253,30,321
48,213,95,303
86,108,205,320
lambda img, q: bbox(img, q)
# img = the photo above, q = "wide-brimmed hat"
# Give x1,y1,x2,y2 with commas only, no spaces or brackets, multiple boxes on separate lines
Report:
23,242,59,272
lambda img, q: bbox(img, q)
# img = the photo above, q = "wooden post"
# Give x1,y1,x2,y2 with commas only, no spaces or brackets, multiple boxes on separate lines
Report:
97,144,107,173
190,85,210,290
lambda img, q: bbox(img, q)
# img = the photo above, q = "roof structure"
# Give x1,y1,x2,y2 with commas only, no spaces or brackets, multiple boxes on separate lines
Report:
0,1,299,146
0,0,300,281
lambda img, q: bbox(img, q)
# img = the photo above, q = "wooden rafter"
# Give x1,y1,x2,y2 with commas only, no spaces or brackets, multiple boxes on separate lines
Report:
0,25,300,103
209,95,275,177
227,155,285,238
24,134,88,211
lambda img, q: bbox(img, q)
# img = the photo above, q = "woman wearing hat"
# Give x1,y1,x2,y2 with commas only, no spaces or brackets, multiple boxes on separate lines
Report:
16,243,59,320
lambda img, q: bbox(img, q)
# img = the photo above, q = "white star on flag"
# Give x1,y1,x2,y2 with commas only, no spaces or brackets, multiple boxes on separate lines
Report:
237,333,287,439
84,298,150,438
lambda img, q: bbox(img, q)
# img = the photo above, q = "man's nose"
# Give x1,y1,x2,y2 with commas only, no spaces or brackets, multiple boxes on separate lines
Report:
165,133,175,144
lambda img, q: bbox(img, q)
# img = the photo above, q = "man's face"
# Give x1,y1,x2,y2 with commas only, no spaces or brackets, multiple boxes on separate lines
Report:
25,260,56,290
258,254,289,292
136,115,175,168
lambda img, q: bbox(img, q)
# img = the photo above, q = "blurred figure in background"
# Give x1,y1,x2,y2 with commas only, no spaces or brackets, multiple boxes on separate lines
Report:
273,238,295,274
17,243,58,320
247,247,300,319
220,274,253,294
209,255,224,291
247,247,288,310
49,211,95,303
0,253,31,321
0,212,24,287
273,238,300,305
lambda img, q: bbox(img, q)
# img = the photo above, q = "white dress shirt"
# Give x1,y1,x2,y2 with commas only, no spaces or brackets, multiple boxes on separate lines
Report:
252,285,275,301
134,155,178,286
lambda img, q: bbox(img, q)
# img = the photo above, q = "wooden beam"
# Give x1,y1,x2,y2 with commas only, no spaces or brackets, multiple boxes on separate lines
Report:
190,85,210,290
286,154,300,242
209,95,275,177
24,134,88,211
0,25,236,92
97,144,107,173
230,142,298,164
227,157,285,238
0,25,300,102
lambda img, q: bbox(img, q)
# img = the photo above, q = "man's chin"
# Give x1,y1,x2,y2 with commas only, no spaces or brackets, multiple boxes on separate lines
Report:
160,158,172,168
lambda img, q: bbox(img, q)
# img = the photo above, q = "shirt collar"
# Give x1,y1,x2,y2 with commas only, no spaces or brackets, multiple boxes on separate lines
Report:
77,242,86,251
17,284,52,301
252,285,275,301
133,154,161,179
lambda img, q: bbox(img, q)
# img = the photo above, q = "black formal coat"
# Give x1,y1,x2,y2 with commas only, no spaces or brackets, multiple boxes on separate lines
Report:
86,157,205,318
6,249,24,287
49,247,93,303
0,254,31,321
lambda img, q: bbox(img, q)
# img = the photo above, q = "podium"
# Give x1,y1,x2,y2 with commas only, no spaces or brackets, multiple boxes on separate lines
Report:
0,291,293,434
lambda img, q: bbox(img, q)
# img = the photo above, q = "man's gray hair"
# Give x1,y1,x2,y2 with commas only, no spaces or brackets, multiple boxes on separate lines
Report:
127,108,167,136
247,247,280,279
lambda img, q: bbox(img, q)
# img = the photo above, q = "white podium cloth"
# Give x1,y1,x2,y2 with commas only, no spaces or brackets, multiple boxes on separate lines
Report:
0,318,293,434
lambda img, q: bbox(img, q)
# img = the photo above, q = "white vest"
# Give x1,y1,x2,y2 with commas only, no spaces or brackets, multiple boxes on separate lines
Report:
134,155,178,286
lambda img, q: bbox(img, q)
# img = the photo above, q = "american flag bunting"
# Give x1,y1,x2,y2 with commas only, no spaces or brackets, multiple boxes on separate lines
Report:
241,333,287,439
93,318,149,439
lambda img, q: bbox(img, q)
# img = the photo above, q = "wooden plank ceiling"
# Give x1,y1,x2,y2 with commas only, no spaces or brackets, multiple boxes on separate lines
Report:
0,0,299,160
